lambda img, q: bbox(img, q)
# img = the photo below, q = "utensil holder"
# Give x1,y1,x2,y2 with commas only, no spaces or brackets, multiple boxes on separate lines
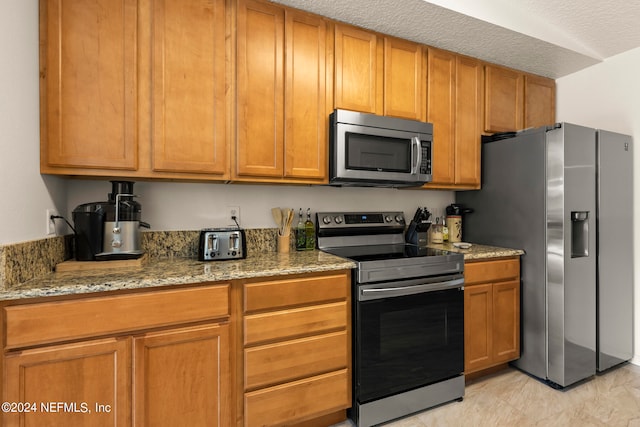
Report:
277,234,290,253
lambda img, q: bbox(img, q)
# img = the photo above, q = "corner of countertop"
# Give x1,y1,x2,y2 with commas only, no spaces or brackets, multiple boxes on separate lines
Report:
427,242,524,260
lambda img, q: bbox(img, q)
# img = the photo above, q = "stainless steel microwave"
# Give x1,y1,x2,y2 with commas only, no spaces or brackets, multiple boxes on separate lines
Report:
329,109,432,187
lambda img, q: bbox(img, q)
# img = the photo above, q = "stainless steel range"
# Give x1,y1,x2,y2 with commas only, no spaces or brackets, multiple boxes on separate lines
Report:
316,212,465,427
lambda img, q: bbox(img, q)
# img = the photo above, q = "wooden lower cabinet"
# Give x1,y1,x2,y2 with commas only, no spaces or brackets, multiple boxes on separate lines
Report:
134,323,230,427
2,284,231,427
240,271,352,427
464,257,520,376
1,271,354,427
3,337,131,427
244,369,349,426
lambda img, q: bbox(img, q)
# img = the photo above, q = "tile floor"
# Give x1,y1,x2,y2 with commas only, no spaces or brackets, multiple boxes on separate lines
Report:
332,364,640,426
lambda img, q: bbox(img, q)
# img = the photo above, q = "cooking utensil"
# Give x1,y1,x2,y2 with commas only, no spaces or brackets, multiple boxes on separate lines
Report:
272,207,294,236
281,208,294,235
271,207,283,231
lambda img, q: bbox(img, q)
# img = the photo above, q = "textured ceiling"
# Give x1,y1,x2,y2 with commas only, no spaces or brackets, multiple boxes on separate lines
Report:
270,0,640,79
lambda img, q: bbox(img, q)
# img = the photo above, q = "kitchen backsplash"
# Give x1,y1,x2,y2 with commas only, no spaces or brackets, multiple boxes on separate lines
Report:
0,235,72,290
142,228,283,258
0,229,286,290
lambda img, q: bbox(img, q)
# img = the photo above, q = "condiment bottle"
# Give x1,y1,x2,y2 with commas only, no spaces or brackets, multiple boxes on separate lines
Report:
304,208,315,250
431,217,443,243
442,216,449,242
296,208,306,251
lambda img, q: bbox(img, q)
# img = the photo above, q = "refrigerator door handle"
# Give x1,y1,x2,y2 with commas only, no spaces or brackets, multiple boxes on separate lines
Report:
571,211,589,258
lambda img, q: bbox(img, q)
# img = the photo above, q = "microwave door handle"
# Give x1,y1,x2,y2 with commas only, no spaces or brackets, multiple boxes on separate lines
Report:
411,137,422,175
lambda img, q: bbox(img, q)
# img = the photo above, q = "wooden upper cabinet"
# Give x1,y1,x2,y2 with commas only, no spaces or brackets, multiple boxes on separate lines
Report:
334,24,382,114
484,64,524,133
284,10,329,179
524,74,556,128
426,48,456,185
237,0,328,182
151,0,227,175
40,0,138,170
383,37,426,120
237,0,284,177
454,55,483,187
425,50,482,189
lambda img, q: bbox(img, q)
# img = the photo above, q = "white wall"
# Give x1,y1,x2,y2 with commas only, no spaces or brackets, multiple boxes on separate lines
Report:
66,180,453,231
0,0,66,245
556,46,640,365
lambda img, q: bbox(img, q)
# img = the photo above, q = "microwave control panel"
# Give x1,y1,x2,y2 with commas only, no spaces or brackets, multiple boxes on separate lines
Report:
420,142,432,175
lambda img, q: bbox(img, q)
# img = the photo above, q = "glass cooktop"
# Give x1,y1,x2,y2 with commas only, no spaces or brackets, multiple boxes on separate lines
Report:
321,243,452,262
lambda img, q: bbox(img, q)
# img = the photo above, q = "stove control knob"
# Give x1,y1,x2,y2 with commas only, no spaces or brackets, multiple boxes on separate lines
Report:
395,215,404,223
322,216,331,224
385,215,392,223
334,216,343,224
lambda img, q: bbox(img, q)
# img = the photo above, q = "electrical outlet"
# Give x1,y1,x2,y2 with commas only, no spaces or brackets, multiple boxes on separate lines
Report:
46,209,58,235
227,206,240,227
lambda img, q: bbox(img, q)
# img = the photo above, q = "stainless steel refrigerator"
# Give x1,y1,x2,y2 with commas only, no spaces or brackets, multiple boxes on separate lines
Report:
457,123,633,388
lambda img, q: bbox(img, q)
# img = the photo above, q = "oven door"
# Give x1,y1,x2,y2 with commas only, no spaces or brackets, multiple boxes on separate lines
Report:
332,123,431,185
354,275,464,404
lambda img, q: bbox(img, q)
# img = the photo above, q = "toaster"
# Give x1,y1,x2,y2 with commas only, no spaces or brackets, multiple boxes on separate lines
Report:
198,228,247,261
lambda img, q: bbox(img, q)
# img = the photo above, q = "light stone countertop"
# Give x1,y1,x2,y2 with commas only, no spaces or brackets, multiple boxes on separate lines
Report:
0,242,522,302
427,242,524,260
0,251,355,302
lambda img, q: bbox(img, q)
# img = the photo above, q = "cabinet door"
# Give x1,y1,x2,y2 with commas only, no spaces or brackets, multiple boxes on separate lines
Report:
464,283,493,373
237,0,284,177
492,280,520,363
133,323,230,427
334,24,382,114
151,0,227,175
455,56,483,187
3,337,131,427
484,64,524,133
524,75,556,128
426,48,456,185
383,37,425,120
284,10,328,180
41,0,138,170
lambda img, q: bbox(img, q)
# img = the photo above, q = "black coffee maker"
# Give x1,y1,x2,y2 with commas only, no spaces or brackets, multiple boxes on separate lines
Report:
72,181,150,261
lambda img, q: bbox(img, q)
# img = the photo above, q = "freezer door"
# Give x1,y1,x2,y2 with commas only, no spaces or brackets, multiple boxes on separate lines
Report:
597,130,633,371
546,123,597,387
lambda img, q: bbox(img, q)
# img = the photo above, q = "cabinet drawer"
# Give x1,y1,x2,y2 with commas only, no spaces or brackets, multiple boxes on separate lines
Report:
244,301,347,346
465,258,519,285
245,331,348,390
4,284,229,350
244,369,350,427
244,273,349,313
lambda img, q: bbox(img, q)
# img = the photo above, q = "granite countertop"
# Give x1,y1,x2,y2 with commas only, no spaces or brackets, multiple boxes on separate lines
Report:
0,251,355,302
0,242,522,302
427,242,524,260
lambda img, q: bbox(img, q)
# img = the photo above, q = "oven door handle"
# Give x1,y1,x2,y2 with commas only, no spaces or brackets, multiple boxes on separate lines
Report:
359,277,464,300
